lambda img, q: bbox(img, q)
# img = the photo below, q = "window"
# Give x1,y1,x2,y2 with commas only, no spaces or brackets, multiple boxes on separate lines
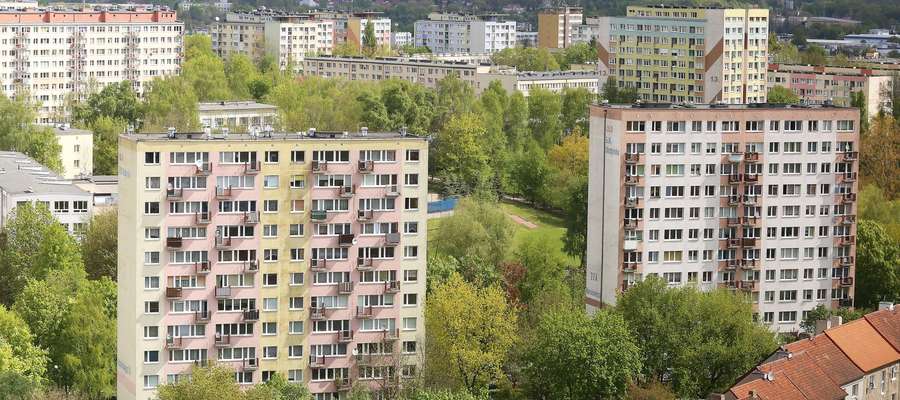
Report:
145,177,160,190
262,322,277,335
403,293,418,306
144,152,160,165
144,202,160,215
403,317,417,331
144,350,159,364
265,151,279,163
290,150,305,163
262,346,277,359
404,174,419,186
144,326,159,339
144,276,160,289
145,227,160,240
289,321,304,334
263,273,278,286
290,273,304,285
144,301,160,314
290,176,305,189
143,375,159,389
263,200,278,212
264,175,278,188
289,224,304,237
406,149,420,162
404,198,419,210
288,345,303,358
404,246,418,259
837,120,854,131
403,270,418,282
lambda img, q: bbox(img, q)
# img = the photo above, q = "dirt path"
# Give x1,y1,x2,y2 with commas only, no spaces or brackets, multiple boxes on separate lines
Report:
507,213,538,229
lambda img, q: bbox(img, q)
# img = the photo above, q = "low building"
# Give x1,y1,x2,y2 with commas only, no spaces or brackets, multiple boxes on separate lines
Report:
73,175,118,209
198,101,278,132
0,151,93,234
53,125,93,179
723,304,900,399
489,69,603,96
768,63,894,119
414,12,516,54
516,31,537,47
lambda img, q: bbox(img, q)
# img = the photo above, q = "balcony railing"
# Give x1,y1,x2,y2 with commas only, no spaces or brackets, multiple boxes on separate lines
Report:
384,232,400,246
311,210,328,221
841,277,854,287
841,193,857,203
309,354,326,368
166,287,183,299
836,215,857,225
383,328,400,341
625,197,640,208
357,209,373,221
243,211,260,224
741,216,760,226
727,174,742,184
310,306,327,320
624,153,641,164
311,160,327,172
214,334,231,348
339,234,355,247
841,151,858,161
215,236,233,249
338,281,353,294
165,336,183,349
743,195,759,205
215,185,233,199
740,259,759,270
166,236,183,249
195,162,212,176
384,280,400,294
195,212,211,225
335,378,352,391
836,256,855,267
739,280,756,291
215,286,232,299
840,172,858,182
243,260,259,273
357,257,374,271
356,305,374,319
358,160,374,173
195,310,211,324
726,217,741,226
385,185,400,197
242,308,259,321
742,238,758,247
622,262,640,272
727,195,741,205
836,235,856,246
338,185,354,198
166,188,183,200
624,219,638,229
311,258,328,272
624,175,640,185
195,261,211,274
743,173,759,183
337,330,353,343
242,357,259,371
727,238,741,248
744,152,760,162
244,161,260,175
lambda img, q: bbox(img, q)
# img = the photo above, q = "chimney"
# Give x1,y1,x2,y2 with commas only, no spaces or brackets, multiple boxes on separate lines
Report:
815,315,844,334
880,301,895,311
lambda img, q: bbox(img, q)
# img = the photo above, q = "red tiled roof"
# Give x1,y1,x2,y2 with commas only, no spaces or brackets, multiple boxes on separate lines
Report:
865,308,900,351
729,352,847,400
825,318,900,371
783,335,862,384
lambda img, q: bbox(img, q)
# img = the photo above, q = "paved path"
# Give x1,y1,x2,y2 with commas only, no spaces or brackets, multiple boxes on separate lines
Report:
507,213,538,229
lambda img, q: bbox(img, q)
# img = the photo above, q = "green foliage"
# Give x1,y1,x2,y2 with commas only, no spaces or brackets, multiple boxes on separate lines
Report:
432,113,492,195
266,77,371,132
157,364,245,400
511,141,552,205
800,45,827,65
860,115,899,198
362,20,378,57
859,185,900,241
766,85,800,104
554,43,598,69
560,88,593,134
522,308,641,399
503,92,529,153
430,198,516,269
492,47,560,71
600,76,639,104
0,305,47,392
402,389,487,400
260,373,311,399
182,35,232,101
378,79,436,135
425,273,518,393
433,74,476,132
800,304,867,334
850,90,868,132
89,115,125,175
81,209,117,281
0,95,62,172
224,54,261,100
855,219,900,309
426,253,500,291
71,81,142,127
142,77,201,132
512,234,573,313
58,278,116,398
527,88,563,148
617,278,777,398
399,44,432,55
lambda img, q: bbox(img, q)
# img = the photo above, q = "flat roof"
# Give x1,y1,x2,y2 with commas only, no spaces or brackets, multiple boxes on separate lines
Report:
198,101,278,112
0,151,91,196
595,102,854,110
121,129,427,143
51,125,93,136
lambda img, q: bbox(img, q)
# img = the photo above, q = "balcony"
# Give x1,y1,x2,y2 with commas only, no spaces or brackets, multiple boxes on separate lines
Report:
726,217,741,227
743,195,759,205
214,334,231,348
356,305,374,319
840,172,858,182
841,193,857,204
339,234,355,247
739,280,756,291
311,160,327,172
215,236,232,249
195,212,211,225
166,236,183,249
337,330,353,343
195,162,212,176
357,257,374,271
358,160,374,173
836,215,857,225
836,235,856,246
727,238,741,248
624,175,640,185
310,306,327,321
356,354,381,366
722,259,740,270
727,174,742,184
385,185,400,197
384,232,400,246
624,218,639,229
741,216,759,226
335,378,352,392
242,357,259,371
625,197,640,208
309,354,326,368
382,328,400,342
744,152,760,162
338,281,353,294
243,211,260,224
742,238,758,247
338,185,354,198
165,336,183,349
727,195,741,205
311,258,328,272
357,209,373,221
624,153,641,164
166,188,183,200
195,261,211,274
166,287,183,299
841,277,854,287
740,259,759,270
243,259,259,273
621,280,633,292
244,161,260,175
195,310,211,324
718,280,738,290
384,280,400,294
840,151,858,161
215,286,232,299
622,262,640,272
215,185,233,199
836,256,855,267
242,308,260,322
743,173,759,183
311,210,328,221
839,297,854,308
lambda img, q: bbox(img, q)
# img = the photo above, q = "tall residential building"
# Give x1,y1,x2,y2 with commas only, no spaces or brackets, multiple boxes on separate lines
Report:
116,128,428,400
329,12,391,51
537,6,582,49
0,7,183,122
593,6,769,104
0,151,93,234
413,13,516,54
768,63,894,119
212,11,333,70
585,103,859,333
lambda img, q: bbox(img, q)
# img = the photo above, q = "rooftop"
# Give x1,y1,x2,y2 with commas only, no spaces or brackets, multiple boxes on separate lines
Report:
825,317,900,371
122,128,427,142
0,151,91,196
198,101,278,112
50,124,92,137
595,102,853,110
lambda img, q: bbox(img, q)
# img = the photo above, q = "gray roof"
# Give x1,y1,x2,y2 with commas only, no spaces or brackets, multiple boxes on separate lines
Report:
51,125,93,137
0,151,91,196
198,101,278,112
597,103,854,110
122,128,427,142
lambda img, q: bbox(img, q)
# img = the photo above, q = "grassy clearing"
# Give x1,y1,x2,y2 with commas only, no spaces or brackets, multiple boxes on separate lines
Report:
499,201,577,265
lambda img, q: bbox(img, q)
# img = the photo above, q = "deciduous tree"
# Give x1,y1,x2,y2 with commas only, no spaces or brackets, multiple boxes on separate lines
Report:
766,85,800,104
58,278,116,398
430,198,515,268
157,364,245,400
855,220,900,308
860,114,899,198
81,209,117,281
431,113,492,195
527,88,563,148
90,115,125,175
142,77,201,132
0,95,62,172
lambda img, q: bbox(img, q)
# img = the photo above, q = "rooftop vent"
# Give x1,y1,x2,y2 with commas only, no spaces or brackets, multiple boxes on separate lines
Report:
308,128,316,137
360,127,368,136
166,127,176,138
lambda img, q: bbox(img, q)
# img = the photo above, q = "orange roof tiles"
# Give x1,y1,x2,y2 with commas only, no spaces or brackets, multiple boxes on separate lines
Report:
825,318,900,371
866,308,900,351
783,335,862,385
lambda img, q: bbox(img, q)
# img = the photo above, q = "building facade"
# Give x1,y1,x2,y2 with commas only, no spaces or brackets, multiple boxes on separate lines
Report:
116,129,428,400
0,7,183,122
413,13,516,54
537,6,582,48
53,125,93,179
593,6,769,104
768,63,894,119
0,151,93,234
585,104,859,333
213,11,333,69
391,32,411,48
198,101,278,132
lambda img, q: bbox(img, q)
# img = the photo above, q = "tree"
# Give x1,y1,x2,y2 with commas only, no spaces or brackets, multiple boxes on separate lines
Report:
425,274,518,393
503,92,529,153
58,278,116,398
182,35,231,101
260,373,311,399
491,48,560,71
617,278,777,398
0,305,47,391
362,20,377,57
157,364,245,400
527,88,563,148
71,81,142,127
0,95,62,172
511,140,552,205
430,198,516,269
562,177,589,265
90,115,125,175
522,308,641,400
600,76,639,104
142,77,201,132
547,133,589,208
799,304,867,334
855,220,900,309
81,209,117,281
32,222,84,280
766,85,800,104
432,113,492,195
800,45,827,65
850,90,868,132
433,74,476,132
858,185,900,241
860,114,899,198
224,54,260,100
266,77,370,132
555,43,598,70
560,88,593,135
379,79,436,136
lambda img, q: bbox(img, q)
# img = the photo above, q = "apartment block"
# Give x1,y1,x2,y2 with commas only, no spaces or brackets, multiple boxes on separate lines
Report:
725,304,900,400
537,6,582,49
0,151,93,234
0,7,183,122
327,11,391,51
213,11,333,70
768,63,894,119
391,32,411,49
413,13,516,54
198,101,278,132
585,103,859,333
116,128,428,400
53,124,93,179
593,6,769,104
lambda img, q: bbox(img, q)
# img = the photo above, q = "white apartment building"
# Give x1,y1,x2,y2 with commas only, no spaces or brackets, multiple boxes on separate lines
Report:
198,101,278,132
0,7,183,122
0,151,93,234
213,11,333,70
586,104,859,333
392,32,411,48
52,124,93,179
414,13,516,54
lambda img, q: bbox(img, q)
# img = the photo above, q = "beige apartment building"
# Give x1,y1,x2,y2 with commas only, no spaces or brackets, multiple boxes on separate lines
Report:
537,6,582,48
593,6,770,104
213,11,333,71
768,63,894,119
52,124,93,179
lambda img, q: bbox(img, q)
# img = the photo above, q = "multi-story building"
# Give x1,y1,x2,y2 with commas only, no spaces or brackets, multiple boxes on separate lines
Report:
391,32,412,49
585,103,859,333
723,304,900,400
212,11,333,70
768,63,894,119
413,13,516,54
198,101,278,132
116,128,428,400
53,124,93,179
0,151,93,234
0,7,183,122
328,12,391,51
537,6,582,49
593,6,769,104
